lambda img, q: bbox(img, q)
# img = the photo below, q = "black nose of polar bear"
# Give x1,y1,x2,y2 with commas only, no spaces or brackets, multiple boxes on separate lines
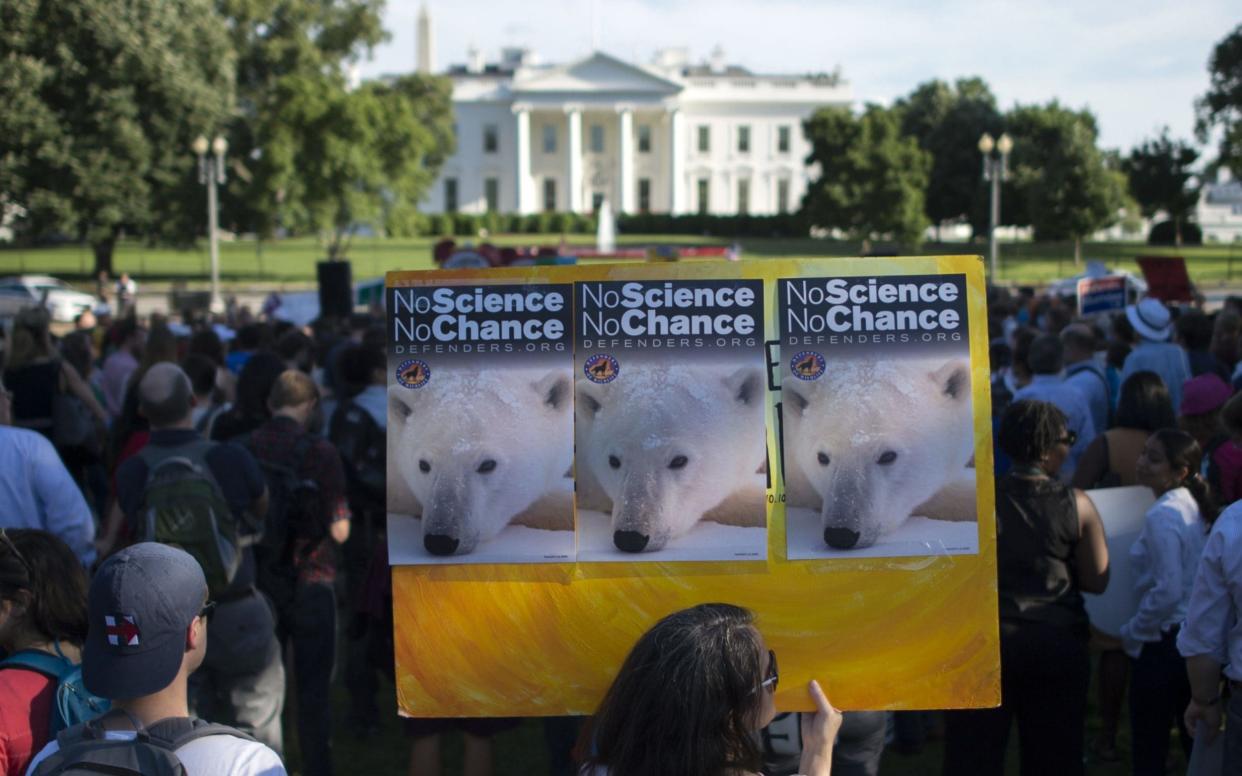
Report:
613,530,650,553
425,534,460,556
824,527,860,549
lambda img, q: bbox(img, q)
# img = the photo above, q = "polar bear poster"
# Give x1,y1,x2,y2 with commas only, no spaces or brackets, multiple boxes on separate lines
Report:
574,278,768,562
779,274,981,559
386,282,576,565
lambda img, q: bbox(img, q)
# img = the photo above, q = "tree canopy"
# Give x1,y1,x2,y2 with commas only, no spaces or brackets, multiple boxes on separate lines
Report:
0,0,235,272
1198,24,1242,177
895,77,1003,236
1124,128,1199,244
802,105,932,246
1004,102,1128,258
259,72,455,259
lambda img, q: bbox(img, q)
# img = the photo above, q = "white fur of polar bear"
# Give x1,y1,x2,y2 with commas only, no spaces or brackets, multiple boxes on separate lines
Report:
387,368,573,556
783,358,976,550
576,364,766,553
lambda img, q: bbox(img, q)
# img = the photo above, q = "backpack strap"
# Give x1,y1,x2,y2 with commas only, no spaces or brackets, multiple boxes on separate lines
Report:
146,716,257,749
0,649,75,681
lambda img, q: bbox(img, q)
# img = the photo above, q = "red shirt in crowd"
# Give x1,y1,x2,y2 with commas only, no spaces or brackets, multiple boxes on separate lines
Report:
247,415,350,585
0,667,55,776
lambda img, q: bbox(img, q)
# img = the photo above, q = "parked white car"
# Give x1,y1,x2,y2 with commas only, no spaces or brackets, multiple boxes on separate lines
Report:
0,275,97,323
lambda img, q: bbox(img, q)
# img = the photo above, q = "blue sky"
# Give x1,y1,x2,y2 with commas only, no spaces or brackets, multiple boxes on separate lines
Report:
357,1,1238,154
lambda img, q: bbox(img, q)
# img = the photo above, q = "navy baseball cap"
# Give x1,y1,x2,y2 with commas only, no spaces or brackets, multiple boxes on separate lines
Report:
83,543,208,699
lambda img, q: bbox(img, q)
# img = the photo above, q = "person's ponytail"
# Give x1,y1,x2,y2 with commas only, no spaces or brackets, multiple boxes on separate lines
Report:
1184,471,1219,527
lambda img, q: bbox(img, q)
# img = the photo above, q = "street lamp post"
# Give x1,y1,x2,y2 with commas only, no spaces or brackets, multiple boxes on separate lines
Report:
978,132,1013,281
193,135,228,314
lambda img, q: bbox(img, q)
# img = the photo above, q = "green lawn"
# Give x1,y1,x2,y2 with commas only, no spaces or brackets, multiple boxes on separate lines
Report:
3,235,1241,287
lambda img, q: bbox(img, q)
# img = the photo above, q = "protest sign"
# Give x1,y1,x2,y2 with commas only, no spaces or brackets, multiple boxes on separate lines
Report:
1136,255,1193,303
387,256,997,716
1077,275,1129,316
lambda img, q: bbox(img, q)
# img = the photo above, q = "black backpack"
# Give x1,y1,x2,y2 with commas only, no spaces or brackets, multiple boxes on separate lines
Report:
242,432,321,614
31,714,255,776
328,398,386,509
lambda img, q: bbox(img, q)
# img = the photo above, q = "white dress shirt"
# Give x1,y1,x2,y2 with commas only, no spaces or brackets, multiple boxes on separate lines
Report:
1120,487,1206,657
1178,501,1242,678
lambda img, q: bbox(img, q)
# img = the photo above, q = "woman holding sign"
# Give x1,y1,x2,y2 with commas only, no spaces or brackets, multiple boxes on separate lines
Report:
943,400,1109,776
1119,429,1214,776
579,603,843,776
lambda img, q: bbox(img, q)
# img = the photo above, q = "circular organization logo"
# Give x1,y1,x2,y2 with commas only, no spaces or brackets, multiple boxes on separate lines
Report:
396,359,431,389
790,351,826,381
583,353,620,384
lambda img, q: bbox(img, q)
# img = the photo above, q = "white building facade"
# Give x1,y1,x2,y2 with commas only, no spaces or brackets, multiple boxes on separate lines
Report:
419,48,851,217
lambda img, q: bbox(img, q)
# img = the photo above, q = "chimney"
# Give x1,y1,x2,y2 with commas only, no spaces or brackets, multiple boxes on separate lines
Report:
710,45,725,74
466,44,483,74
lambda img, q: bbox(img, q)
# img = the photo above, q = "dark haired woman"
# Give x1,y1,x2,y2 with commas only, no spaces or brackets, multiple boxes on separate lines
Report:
943,399,1109,776
0,529,90,776
1074,371,1178,490
1119,429,1214,775
210,351,287,442
580,603,842,776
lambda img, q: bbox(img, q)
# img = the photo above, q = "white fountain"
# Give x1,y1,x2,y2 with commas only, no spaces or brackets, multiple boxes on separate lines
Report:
596,198,616,255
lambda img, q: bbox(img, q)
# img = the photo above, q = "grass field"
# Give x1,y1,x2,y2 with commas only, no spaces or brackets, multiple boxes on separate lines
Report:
3,234,1241,287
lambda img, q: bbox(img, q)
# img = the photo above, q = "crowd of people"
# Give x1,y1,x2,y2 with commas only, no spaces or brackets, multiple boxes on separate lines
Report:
5,281,1242,775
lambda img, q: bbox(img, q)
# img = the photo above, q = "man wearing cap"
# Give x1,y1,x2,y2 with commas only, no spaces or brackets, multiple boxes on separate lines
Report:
113,363,285,753
1122,298,1192,413
24,543,285,775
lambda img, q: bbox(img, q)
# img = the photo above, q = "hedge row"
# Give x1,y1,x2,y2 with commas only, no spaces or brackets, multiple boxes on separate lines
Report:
417,211,810,238
422,212,599,237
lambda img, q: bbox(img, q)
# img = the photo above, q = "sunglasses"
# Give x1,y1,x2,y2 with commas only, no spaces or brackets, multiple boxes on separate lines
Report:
760,649,779,693
199,601,217,622
0,529,33,589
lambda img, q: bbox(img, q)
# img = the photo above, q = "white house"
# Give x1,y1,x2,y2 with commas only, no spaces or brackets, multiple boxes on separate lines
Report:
1197,171,1242,243
414,43,852,217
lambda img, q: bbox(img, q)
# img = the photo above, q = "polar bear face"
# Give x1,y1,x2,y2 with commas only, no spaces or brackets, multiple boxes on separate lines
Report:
577,366,764,552
784,359,972,550
388,370,572,556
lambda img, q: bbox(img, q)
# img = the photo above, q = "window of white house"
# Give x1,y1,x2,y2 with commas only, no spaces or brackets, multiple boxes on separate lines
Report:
590,124,605,153
483,125,498,153
737,125,751,154
543,178,557,212
778,125,791,154
543,125,557,153
637,125,652,153
697,126,710,153
444,178,458,213
484,178,499,212
738,179,750,214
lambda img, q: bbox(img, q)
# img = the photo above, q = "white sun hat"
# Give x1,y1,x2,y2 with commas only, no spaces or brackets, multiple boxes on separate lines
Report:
1125,297,1173,342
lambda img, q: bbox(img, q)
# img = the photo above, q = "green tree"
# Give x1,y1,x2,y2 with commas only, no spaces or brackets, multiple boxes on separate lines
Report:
215,0,388,235
1197,24,1242,176
259,72,454,259
0,0,235,273
1004,102,1129,263
1123,129,1200,245
895,77,1003,237
802,105,932,246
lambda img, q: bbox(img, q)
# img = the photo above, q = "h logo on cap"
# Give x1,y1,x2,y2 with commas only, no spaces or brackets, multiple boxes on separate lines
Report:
105,614,140,646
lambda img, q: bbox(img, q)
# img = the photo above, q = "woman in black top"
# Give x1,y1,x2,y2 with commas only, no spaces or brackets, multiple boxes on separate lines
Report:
943,399,1109,776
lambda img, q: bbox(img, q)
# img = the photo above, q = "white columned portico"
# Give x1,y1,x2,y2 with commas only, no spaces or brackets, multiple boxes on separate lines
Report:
668,108,685,214
514,106,533,214
566,107,583,213
618,107,634,214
